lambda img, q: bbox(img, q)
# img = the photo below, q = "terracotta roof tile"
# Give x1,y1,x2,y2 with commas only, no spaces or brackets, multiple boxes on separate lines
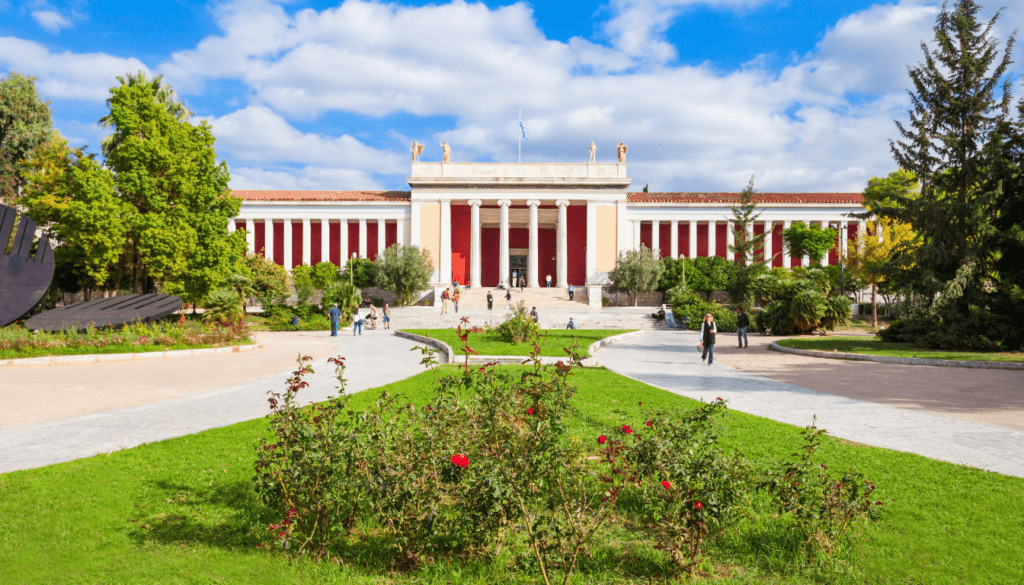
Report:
233,190,411,202
627,192,864,204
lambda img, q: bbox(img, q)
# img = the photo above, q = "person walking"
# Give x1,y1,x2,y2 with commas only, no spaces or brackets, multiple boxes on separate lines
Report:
512,270,518,286
352,308,363,336
736,307,749,348
545,274,552,287
568,284,574,301
327,303,342,337
382,303,391,330
700,313,717,365
519,276,525,291
505,289,513,310
452,287,461,313
440,287,450,315
530,307,539,323
487,290,493,310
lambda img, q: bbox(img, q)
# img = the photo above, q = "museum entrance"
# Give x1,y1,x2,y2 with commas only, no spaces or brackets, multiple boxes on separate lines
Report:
509,253,527,286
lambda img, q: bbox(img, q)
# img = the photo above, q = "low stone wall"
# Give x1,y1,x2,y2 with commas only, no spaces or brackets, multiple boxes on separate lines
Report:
393,329,644,367
0,342,260,368
769,341,1024,370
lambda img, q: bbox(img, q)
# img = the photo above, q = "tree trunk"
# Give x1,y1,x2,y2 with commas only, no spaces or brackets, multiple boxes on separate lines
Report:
872,283,878,330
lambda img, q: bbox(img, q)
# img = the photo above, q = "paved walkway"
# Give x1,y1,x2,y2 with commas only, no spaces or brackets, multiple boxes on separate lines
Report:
0,330,429,473
598,330,1024,478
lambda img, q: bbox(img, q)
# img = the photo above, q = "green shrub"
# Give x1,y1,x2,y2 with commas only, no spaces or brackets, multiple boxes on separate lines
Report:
202,288,243,324
668,288,737,332
496,300,539,343
320,282,361,322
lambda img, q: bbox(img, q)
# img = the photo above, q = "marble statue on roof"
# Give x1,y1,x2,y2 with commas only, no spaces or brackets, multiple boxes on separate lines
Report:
411,140,424,162
588,141,596,163
440,141,451,163
617,142,627,162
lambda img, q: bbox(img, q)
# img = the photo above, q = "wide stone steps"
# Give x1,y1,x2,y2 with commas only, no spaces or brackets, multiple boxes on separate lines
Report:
443,286,588,309
379,307,679,331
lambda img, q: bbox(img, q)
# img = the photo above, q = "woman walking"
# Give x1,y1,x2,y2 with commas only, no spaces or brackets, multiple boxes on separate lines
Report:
699,313,717,365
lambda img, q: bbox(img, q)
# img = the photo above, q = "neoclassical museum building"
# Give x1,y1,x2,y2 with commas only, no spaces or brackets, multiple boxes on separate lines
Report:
229,160,866,292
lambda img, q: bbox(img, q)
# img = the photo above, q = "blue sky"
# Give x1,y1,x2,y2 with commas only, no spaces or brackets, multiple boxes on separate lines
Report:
2,0,1023,192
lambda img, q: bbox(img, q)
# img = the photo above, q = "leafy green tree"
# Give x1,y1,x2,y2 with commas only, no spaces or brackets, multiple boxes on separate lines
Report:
860,170,919,215
311,261,341,292
290,264,316,304
685,256,735,300
1,72,52,204
320,282,361,322
782,223,837,265
845,219,917,329
240,253,291,309
374,244,433,305
609,245,665,306
657,256,686,292
98,70,190,158
224,273,254,316
727,175,768,304
103,77,245,297
342,257,378,289
883,0,1014,323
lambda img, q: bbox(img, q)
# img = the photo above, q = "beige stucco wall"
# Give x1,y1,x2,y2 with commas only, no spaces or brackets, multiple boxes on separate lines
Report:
420,203,441,269
596,205,617,271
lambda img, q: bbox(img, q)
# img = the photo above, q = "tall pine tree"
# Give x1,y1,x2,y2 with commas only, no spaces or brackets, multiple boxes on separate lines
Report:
727,174,768,304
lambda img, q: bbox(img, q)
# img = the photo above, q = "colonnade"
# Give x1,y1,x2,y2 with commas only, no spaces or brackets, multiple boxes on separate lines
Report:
631,218,866,267
228,218,405,270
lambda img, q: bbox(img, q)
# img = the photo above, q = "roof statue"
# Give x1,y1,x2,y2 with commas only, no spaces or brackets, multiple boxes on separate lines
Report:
617,141,627,163
588,141,596,163
411,140,424,162
0,204,54,327
440,140,451,163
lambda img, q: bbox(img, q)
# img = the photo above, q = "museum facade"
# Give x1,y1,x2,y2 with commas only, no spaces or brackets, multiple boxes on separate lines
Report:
230,161,867,288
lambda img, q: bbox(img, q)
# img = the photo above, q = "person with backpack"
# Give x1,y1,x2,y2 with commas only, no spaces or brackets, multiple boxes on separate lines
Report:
700,313,717,365
736,308,750,348
505,289,513,310
452,287,461,313
487,290,494,310
440,287,450,315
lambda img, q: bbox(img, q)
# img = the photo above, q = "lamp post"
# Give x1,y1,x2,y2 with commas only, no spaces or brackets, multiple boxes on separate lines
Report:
839,225,847,297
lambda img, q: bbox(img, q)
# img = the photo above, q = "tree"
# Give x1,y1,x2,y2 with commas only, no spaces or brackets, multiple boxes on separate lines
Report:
290,264,316,304
845,221,918,330
727,175,768,304
103,77,245,297
883,0,1014,323
782,223,837,265
240,253,291,309
374,244,433,305
98,70,191,158
0,72,52,204
311,261,341,292
342,257,378,289
609,245,665,306
860,170,920,214
685,256,735,300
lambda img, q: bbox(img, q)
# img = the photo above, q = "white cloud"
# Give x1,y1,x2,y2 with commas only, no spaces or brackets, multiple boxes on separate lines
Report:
0,37,148,100
31,9,73,33
229,165,385,190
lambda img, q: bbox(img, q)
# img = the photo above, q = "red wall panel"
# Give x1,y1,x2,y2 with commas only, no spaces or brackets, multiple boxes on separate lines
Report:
829,224,839,266
659,225,672,258
640,222,651,250
753,223,765,262
509,226,528,249
273,222,284,266
679,222,690,257
330,222,341,266
539,228,556,286
482,227,500,287
347,221,360,259
291,222,303,268
567,206,587,286
773,224,784,267
366,221,379,261
254,221,266,259
696,223,708,257
451,205,471,285
385,221,397,250
311,222,322,266
715,223,727,258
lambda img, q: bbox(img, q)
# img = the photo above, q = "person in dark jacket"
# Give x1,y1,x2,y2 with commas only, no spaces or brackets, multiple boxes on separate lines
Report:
487,290,493,310
700,313,717,365
736,308,750,348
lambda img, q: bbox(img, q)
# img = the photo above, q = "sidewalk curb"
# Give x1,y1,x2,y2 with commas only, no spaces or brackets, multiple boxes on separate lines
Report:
393,329,644,367
769,341,1024,370
0,342,261,367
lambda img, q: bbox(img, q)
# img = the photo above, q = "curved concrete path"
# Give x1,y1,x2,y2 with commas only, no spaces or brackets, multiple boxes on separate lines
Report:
0,330,430,473
598,330,1024,478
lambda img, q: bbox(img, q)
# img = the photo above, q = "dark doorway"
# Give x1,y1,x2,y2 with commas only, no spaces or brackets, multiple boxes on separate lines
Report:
510,254,527,286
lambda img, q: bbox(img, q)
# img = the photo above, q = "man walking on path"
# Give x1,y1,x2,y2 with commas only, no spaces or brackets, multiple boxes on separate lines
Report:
328,303,342,337
440,288,450,315
352,309,363,336
736,308,749,348
545,274,552,287
453,287,460,313
531,307,539,323
382,303,391,330
487,290,493,310
568,284,574,301
519,276,525,291
505,290,513,310
700,313,717,365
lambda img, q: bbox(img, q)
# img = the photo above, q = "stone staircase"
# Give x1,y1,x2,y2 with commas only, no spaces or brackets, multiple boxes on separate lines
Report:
445,286,589,310
381,306,680,331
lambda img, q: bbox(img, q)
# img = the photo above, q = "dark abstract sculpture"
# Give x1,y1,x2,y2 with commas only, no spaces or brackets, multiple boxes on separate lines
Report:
0,204,55,327
25,293,184,332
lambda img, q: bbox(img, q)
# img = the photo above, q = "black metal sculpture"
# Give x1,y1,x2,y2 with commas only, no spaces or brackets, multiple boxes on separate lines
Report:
25,293,184,332
0,204,55,327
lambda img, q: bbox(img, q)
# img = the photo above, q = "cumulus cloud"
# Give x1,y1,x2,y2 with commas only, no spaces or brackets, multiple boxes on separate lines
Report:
229,165,385,190
0,37,148,100
31,9,73,33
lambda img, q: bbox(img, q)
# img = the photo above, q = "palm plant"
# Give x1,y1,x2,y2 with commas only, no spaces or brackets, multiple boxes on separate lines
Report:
203,288,243,324
224,273,253,316
98,70,192,157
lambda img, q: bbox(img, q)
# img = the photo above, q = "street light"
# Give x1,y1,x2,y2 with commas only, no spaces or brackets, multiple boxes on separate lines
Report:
839,225,847,297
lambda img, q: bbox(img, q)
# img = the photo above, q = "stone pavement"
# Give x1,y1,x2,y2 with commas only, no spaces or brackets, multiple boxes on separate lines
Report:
0,329,430,474
598,330,1024,478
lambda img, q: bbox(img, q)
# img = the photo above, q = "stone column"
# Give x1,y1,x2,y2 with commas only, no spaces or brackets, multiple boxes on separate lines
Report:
469,200,482,287
245,219,254,254
557,200,569,287
821,221,831,266
764,221,773,267
633,220,642,250
440,201,452,285
358,219,367,259
265,220,275,263
339,220,349,267
319,221,329,266
378,218,387,258
284,219,293,270
585,201,597,283
227,220,236,234
745,223,754,266
708,221,717,258
396,218,405,247
498,199,511,286
670,219,679,259
301,218,311,267
527,199,540,287
726,220,735,261
651,220,660,257
687,221,696,259
782,220,792,268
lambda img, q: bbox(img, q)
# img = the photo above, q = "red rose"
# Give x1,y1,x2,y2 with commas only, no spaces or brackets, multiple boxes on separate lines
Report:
694,501,702,510
527,407,534,415
597,435,607,445
450,454,469,469
622,424,633,434
661,481,671,490
645,420,653,427
638,401,642,406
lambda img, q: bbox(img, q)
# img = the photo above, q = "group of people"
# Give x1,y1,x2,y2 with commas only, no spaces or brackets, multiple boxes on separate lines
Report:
326,301,391,336
698,307,750,365
440,284,461,315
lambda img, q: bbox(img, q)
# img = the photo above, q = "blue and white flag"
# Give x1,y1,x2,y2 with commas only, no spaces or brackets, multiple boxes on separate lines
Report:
519,111,527,140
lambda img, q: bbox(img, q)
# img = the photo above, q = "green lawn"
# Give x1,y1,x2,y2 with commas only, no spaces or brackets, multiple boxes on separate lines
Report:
776,336,1024,363
0,339,256,360
1,365,1020,584
400,328,633,358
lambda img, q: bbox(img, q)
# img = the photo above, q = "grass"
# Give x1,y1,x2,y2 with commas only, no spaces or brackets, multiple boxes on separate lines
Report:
776,336,1024,363
0,339,255,360
2,365,1021,584
399,328,633,358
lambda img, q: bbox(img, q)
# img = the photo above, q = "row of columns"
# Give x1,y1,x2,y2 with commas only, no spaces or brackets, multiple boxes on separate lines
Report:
633,219,864,268
229,218,404,271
